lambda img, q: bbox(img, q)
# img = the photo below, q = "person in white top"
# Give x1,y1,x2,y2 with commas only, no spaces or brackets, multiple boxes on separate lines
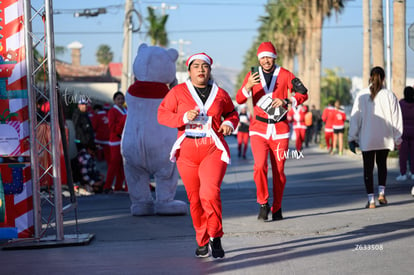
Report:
348,66,403,209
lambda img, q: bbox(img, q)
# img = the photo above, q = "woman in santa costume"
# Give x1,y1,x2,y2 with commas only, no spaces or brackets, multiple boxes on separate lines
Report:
331,100,347,155
158,53,239,259
103,91,127,193
236,41,308,221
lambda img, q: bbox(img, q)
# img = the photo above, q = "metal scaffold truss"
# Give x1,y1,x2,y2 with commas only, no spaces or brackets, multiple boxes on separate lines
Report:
3,0,93,249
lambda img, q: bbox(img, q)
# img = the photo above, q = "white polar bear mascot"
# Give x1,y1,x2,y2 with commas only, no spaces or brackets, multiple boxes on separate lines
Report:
121,43,188,216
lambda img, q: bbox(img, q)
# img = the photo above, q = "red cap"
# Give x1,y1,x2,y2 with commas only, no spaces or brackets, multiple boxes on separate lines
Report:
257,42,277,59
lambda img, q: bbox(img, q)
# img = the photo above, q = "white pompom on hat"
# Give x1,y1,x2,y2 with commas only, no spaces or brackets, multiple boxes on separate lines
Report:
186,53,213,67
78,98,88,104
257,42,277,59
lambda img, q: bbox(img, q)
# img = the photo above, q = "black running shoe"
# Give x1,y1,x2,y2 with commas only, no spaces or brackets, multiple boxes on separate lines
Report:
272,208,283,221
258,203,270,220
195,244,209,258
209,238,225,259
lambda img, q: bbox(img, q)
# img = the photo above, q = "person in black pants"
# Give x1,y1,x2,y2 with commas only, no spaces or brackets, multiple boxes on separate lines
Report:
348,67,403,209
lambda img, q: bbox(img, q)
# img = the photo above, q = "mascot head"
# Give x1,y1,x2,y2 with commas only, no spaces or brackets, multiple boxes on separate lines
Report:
133,43,179,84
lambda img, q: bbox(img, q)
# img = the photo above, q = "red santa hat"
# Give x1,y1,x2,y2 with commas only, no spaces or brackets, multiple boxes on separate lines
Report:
257,42,277,59
186,53,213,67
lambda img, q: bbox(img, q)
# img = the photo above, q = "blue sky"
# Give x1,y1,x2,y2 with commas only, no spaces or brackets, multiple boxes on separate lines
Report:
51,1,414,78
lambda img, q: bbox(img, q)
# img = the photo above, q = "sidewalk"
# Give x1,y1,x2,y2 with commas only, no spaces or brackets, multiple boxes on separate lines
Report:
1,137,413,275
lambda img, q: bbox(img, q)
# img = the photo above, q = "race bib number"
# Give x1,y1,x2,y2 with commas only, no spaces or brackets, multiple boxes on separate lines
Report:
185,116,212,138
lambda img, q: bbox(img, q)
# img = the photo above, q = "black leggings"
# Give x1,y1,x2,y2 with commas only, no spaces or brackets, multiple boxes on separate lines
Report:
362,149,389,194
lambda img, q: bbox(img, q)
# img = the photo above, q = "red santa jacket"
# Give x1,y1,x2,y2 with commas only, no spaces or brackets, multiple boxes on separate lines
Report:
91,110,110,145
158,80,239,163
287,105,307,130
332,108,346,130
107,105,127,146
236,65,308,140
322,105,336,132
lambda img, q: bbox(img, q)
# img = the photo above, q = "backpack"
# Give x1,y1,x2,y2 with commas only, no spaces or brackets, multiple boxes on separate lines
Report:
304,112,313,126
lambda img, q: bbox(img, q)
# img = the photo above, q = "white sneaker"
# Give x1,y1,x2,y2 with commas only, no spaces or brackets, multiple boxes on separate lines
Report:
396,174,408,181
411,186,414,196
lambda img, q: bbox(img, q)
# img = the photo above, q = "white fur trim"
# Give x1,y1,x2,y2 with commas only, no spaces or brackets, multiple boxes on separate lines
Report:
258,51,277,59
222,120,234,131
186,53,212,66
242,87,252,98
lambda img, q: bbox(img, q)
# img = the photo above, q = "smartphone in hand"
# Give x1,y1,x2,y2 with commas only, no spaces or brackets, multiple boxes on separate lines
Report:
251,66,259,75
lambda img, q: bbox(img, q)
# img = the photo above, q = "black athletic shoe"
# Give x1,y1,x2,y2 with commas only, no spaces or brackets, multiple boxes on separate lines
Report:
272,208,283,221
209,238,225,259
195,244,209,258
258,203,270,220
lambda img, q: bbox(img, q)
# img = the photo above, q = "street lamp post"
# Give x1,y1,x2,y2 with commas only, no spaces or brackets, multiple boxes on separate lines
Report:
171,39,191,72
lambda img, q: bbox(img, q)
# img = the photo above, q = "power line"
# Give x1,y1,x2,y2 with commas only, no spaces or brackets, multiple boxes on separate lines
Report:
50,22,414,36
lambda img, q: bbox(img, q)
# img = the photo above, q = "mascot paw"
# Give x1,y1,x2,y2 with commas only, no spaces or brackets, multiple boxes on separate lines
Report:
155,200,188,216
131,201,155,216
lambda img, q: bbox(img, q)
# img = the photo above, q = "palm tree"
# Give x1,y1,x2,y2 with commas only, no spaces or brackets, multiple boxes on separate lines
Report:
235,0,301,93
392,0,406,99
236,0,345,110
96,44,114,65
258,0,302,71
146,7,169,47
306,0,344,109
362,0,371,87
371,0,384,68
320,68,352,108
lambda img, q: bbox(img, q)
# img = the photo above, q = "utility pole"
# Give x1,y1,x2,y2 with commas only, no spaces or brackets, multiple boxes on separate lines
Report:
121,0,134,92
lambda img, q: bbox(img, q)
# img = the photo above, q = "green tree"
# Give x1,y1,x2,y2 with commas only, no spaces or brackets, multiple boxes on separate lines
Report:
96,44,113,65
146,7,169,47
235,0,346,107
55,46,66,57
320,68,352,109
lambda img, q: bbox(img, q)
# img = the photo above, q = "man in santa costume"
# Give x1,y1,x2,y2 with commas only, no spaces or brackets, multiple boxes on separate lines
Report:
287,104,308,152
236,41,308,221
158,53,239,259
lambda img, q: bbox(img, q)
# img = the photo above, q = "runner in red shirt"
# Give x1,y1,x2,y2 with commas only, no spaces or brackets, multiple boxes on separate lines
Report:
331,100,347,155
322,100,336,152
158,53,239,259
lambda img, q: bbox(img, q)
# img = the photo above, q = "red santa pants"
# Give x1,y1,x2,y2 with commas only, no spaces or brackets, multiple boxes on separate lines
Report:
237,131,249,157
176,137,227,247
104,145,126,191
294,128,306,151
324,130,333,150
250,135,288,213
